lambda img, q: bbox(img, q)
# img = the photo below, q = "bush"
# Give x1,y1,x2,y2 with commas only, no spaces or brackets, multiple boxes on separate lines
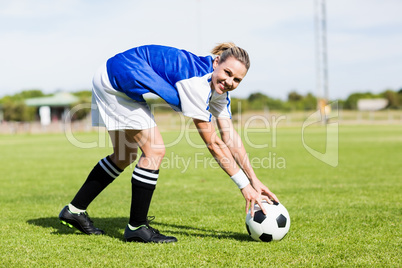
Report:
247,92,286,111
381,90,400,109
1,100,36,121
0,90,45,122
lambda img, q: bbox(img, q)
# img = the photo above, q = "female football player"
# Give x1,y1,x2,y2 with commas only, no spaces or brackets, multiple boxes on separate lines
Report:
59,43,279,243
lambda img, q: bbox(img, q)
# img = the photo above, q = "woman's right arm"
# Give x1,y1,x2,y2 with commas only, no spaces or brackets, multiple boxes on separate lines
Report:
193,118,267,215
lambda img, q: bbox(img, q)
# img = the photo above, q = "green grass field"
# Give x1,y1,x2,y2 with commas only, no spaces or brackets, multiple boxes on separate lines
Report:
0,124,401,267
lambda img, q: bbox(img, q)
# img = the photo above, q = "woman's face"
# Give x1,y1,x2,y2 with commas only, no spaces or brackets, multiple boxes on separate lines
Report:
210,56,248,94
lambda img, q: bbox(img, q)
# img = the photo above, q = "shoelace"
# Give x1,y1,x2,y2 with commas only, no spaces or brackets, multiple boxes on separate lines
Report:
146,216,160,234
80,211,94,225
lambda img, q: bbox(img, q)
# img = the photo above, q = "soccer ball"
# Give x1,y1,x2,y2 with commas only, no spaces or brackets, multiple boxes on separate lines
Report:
245,201,290,242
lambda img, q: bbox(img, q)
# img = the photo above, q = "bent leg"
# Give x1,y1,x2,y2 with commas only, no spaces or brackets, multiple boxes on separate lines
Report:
70,156,123,210
109,127,166,227
108,127,165,170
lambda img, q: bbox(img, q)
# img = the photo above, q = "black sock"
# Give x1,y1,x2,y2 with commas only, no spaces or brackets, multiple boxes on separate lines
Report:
71,156,123,210
129,165,159,227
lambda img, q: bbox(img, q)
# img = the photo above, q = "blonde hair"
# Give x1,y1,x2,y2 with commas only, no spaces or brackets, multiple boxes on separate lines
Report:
211,42,250,70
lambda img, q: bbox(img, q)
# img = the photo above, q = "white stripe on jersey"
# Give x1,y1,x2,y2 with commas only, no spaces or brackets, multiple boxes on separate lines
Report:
176,73,231,122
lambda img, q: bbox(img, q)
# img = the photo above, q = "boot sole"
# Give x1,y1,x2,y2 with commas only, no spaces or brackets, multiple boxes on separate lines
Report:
60,218,104,235
60,220,75,229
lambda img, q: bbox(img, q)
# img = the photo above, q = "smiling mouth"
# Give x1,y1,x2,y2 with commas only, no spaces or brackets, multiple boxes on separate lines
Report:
218,82,227,91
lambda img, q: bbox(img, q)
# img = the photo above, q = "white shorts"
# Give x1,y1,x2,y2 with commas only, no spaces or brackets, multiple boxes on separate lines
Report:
91,63,157,130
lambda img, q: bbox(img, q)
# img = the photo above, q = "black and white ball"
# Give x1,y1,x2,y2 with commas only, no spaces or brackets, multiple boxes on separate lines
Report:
245,201,290,242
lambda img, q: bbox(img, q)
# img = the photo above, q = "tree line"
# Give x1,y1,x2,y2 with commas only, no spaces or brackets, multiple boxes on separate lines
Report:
0,88,401,122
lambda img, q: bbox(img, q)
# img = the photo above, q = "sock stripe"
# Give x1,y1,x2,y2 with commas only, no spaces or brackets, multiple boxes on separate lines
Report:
134,166,159,174
103,157,122,175
133,167,159,179
132,172,157,181
106,156,123,172
99,158,121,179
99,161,118,179
132,166,159,186
132,176,157,186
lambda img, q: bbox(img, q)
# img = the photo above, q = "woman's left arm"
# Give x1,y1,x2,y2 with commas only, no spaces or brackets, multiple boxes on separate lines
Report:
216,117,279,203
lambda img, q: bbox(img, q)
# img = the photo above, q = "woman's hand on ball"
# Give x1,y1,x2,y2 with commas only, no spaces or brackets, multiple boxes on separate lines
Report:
241,184,268,216
251,179,279,205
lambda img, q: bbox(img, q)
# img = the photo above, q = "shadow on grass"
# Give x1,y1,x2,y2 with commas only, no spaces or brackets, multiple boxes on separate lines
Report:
157,221,251,242
27,217,251,242
27,217,127,240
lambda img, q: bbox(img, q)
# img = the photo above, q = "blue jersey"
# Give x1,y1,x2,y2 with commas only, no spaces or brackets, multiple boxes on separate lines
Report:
106,45,232,122
106,45,213,111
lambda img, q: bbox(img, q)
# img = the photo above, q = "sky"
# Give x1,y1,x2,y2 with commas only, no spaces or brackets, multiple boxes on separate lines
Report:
0,0,401,101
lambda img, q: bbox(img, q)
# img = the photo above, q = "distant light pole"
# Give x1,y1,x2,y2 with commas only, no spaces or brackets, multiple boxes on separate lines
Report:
315,0,329,122
196,0,203,53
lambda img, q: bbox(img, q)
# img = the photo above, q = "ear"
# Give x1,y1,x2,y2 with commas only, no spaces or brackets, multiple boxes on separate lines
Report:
213,56,220,69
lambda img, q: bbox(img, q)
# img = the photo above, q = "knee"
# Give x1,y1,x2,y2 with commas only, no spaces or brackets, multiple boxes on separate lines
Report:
141,146,165,169
150,146,166,160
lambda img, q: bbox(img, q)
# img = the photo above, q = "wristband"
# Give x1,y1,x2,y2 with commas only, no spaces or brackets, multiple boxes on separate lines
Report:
230,170,250,189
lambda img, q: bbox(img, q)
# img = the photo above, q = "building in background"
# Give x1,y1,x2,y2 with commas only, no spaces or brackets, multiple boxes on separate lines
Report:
25,92,79,125
357,99,388,111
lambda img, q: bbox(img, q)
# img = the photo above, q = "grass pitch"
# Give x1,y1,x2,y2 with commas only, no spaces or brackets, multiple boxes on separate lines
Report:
0,124,401,267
